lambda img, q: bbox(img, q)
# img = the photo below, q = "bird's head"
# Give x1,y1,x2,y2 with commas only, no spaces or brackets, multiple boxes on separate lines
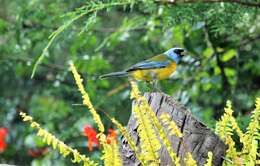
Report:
164,47,185,64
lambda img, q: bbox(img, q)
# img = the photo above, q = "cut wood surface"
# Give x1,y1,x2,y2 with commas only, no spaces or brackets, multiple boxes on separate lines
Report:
121,92,227,166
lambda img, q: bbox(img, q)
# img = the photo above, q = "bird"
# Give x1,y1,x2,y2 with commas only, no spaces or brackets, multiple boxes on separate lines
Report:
99,47,185,83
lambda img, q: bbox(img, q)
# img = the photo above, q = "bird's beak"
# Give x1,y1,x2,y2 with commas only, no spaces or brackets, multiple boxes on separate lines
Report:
179,49,186,57
173,48,186,57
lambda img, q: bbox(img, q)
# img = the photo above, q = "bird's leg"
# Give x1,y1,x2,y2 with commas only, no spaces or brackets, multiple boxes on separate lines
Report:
151,80,156,92
150,72,161,92
144,80,152,91
151,80,162,92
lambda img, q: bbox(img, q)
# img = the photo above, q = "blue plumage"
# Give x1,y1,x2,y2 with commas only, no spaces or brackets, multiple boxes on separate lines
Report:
99,47,184,81
126,61,170,72
164,48,183,64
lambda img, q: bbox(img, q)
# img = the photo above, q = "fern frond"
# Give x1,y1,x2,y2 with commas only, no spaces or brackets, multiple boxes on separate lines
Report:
184,152,197,166
19,112,97,166
31,0,137,78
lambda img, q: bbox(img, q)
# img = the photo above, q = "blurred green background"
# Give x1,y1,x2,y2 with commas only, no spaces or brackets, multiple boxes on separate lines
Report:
0,0,259,165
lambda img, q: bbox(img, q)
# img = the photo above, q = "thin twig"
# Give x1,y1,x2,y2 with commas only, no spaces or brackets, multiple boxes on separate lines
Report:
239,35,260,47
158,0,260,8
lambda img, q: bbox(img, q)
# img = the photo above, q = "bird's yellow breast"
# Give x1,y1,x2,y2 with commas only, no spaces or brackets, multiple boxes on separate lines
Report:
130,62,177,81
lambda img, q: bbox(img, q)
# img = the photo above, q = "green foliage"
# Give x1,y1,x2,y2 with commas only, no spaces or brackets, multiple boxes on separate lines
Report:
19,73,260,165
0,0,259,165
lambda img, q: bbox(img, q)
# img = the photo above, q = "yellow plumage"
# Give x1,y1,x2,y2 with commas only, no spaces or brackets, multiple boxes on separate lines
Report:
130,61,177,81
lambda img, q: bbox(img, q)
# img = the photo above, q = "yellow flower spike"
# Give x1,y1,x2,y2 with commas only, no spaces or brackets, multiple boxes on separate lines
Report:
204,151,213,166
130,80,140,99
241,97,260,164
19,112,26,118
30,122,39,128
225,100,233,116
52,138,58,150
102,142,122,166
130,81,181,166
22,115,33,122
215,100,241,164
99,130,122,166
214,99,260,165
110,117,146,165
111,143,122,166
84,162,91,166
43,132,48,143
215,100,236,139
69,62,105,133
184,152,197,166
71,150,81,163
19,111,97,166
59,142,70,157
160,113,182,138
47,133,53,145
60,147,70,157
256,98,260,108
69,62,122,166
248,140,258,165
132,104,161,165
37,128,45,137
230,117,244,140
225,136,241,164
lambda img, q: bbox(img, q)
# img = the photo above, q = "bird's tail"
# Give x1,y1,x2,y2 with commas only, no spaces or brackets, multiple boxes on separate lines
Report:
99,71,128,79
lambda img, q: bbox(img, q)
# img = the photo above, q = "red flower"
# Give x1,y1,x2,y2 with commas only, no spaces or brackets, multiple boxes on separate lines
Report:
84,125,99,151
27,147,48,158
106,128,117,144
0,128,8,153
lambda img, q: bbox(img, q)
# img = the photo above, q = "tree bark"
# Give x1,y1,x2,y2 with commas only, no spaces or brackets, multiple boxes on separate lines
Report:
120,92,227,166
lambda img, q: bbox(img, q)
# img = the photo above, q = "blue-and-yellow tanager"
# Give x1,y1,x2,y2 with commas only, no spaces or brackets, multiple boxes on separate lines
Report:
100,47,184,82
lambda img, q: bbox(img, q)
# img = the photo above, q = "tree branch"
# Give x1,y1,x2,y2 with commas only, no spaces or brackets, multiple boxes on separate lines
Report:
239,35,260,48
158,0,260,8
204,23,230,99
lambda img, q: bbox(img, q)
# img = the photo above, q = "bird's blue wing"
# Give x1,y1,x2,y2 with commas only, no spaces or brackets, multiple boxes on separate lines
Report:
126,60,170,72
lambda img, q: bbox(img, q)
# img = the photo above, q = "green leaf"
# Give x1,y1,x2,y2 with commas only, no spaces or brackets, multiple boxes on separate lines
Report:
203,47,214,58
224,68,235,77
0,18,8,33
222,49,237,62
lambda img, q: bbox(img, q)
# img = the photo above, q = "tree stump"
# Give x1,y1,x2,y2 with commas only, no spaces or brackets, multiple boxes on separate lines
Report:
120,92,227,166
